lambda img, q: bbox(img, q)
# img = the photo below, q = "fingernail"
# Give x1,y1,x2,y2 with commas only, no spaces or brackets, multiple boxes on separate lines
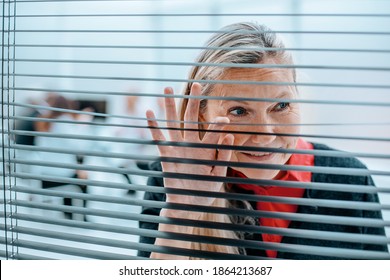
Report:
164,87,173,94
146,110,155,119
215,117,230,123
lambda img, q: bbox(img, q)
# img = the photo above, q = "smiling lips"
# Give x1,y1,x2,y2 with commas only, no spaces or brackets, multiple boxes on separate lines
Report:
240,151,276,161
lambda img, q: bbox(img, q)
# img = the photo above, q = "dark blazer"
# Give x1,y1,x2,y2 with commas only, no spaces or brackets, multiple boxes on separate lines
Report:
138,143,389,259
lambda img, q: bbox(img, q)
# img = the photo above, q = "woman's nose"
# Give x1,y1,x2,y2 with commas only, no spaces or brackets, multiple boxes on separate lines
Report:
250,124,277,146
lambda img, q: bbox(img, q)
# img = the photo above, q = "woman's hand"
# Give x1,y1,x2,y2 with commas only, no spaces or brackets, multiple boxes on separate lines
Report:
146,83,234,218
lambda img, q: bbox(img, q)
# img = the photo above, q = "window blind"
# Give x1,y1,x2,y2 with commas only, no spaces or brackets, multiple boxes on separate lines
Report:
1,0,390,260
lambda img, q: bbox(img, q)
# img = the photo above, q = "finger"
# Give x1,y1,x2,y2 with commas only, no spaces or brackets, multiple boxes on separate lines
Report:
212,134,235,176
146,109,166,143
202,116,230,145
163,87,182,141
183,82,202,140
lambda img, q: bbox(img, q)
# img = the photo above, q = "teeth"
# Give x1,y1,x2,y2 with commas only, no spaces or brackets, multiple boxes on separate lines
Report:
245,152,270,157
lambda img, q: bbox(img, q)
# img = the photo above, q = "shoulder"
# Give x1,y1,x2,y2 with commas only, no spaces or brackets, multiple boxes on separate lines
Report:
311,142,368,170
306,143,386,236
309,142,378,201
310,142,375,188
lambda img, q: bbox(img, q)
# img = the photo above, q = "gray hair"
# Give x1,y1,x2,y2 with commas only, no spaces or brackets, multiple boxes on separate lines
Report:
180,22,295,121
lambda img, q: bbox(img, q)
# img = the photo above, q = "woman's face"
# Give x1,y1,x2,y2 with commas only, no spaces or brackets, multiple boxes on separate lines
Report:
201,60,300,180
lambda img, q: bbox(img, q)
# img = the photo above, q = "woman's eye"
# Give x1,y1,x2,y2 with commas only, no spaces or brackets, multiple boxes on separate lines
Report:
229,107,247,116
274,102,290,111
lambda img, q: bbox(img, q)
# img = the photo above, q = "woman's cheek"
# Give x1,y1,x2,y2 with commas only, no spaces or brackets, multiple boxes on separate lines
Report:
276,112,300,135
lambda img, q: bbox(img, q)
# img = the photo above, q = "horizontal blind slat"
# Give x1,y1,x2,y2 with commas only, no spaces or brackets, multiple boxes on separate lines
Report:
3,225,389,260
8,125,390,143
5,154,390,178
10,113,390,128
8,170,390,196
11,73,390,89
7,198,389,228
1,225,146,252
9,88,390,107
11,58,390,72
10,142,390,160
11,212,390,246
10,184,390,212
9,13,390,17
8,170,390,195
8,130,390,151
13,44,390,53
9,29,390,35
0,229,265,260
0,237,143,260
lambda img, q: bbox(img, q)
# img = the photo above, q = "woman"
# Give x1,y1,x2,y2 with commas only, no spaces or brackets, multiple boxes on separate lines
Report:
138,22,388,259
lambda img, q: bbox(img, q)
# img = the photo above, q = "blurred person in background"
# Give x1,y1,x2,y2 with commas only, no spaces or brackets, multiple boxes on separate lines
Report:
34,93,91,219
138,22,388,259
15,92,60,146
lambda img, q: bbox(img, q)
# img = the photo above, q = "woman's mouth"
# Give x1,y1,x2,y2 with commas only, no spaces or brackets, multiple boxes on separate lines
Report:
240,151,276,162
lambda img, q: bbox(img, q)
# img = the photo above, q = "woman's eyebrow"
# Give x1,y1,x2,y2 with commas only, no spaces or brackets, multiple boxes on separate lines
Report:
222,99,251,105
220,91,292,103
274,91,291,99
